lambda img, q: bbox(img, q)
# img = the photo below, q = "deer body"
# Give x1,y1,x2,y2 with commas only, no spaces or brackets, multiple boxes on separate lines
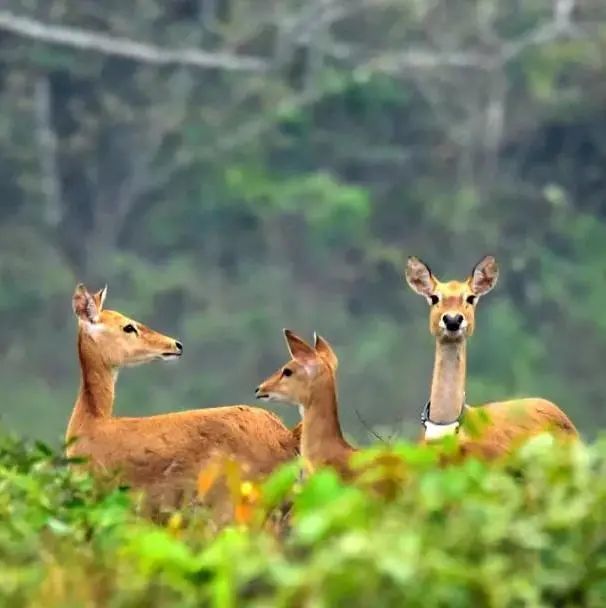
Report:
256,330,355,478
405,256,578,458
67,285,299,512
455,398,577,460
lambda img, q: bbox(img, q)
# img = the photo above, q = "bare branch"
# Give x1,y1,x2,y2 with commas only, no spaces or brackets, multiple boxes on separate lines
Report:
502,0,582,62
355,409,388,444
361,49,496,73
0,10,269,73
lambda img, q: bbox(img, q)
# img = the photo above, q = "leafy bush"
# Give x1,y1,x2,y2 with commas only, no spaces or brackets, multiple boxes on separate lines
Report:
1,428,605,607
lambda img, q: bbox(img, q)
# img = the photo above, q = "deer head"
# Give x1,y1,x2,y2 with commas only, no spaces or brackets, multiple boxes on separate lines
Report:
72,284,183,368
405,255,499,342
255,329,338,409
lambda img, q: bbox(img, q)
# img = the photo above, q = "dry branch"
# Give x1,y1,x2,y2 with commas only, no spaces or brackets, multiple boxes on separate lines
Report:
0,10,269,73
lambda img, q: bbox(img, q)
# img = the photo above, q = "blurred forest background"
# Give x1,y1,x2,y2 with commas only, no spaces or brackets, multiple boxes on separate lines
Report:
1,0,606,442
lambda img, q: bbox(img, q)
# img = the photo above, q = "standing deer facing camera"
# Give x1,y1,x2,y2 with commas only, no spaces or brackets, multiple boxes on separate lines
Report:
405,256,577,458
67,284,300,514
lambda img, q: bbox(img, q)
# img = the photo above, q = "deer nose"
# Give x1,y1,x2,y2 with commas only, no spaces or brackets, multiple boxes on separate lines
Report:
254,386,261,395
442,313,464,331
175,341,183,352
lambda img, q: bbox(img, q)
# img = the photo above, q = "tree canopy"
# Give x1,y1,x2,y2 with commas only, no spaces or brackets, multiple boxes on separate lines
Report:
1,0,605,441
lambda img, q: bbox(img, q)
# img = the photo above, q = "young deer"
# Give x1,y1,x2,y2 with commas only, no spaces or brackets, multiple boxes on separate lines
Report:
67,284,300,512
405,256,578,458
255,330,356,478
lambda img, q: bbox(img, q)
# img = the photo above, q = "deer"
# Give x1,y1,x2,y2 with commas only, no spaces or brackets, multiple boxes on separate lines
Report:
255,331,408,498
67,284,300,514
405,255,578,459
255,329,356,479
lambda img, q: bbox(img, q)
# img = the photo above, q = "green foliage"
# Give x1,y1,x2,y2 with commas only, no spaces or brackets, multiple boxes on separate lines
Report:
224,166,371,246
1,430,606,607
2,1,606,442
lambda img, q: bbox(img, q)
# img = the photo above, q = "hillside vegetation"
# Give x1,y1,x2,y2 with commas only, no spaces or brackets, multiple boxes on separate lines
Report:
2,1,606,440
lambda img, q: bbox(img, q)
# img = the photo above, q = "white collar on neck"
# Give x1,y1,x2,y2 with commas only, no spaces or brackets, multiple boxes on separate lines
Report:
421,398,465,441
423,419,460,440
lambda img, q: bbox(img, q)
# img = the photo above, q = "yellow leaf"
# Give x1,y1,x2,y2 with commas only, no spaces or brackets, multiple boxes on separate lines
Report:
197,461,221,497
167,512,183,536
234,502,253,525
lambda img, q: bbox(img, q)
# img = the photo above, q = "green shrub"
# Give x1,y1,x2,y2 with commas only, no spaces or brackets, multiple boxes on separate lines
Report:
0,429,605,607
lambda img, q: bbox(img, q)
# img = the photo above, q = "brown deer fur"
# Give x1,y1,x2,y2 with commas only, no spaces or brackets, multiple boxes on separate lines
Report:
405,255,578,458
256,330,355,478
67,284,299,513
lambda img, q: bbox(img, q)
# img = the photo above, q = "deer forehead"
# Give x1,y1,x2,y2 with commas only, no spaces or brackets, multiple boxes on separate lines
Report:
100,310,134,326
436,280,470,298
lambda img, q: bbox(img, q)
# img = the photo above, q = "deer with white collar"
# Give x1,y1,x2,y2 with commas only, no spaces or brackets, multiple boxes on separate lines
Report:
405,255,577,458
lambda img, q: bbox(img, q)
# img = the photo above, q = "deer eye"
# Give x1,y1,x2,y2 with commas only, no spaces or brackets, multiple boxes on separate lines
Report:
466,295,477,305
282,368,293,377
123,324,138,334
429,295,440,306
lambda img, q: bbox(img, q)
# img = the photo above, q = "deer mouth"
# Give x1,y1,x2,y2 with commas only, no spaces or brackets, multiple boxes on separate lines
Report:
442,327,464,339
161,352,182,360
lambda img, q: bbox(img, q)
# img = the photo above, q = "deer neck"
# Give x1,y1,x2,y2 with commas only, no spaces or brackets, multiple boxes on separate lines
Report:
68,333,117,434
427,339,466,429
301,374,350,465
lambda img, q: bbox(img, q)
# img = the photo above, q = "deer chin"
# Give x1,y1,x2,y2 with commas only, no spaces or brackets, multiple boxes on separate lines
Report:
121,352,180,367
257,393,305,412
438,329,465,342
122,357,152,368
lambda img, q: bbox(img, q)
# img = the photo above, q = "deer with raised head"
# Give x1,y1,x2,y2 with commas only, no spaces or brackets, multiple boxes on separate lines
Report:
405,255,578,458
255,329,356,478
67,284,300,513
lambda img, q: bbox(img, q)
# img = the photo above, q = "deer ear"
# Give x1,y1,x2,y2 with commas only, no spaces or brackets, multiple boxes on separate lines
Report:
283,329,316,364
72,284,100,324
469,255,499,296
283,329,319,375
405,256,437,297
313,332,338,370
93,285,108,312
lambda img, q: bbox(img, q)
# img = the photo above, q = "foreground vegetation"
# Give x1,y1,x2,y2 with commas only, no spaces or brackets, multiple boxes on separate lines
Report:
1,428,605,607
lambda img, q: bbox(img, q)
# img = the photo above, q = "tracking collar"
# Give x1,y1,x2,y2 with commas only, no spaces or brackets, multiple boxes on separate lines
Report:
421,398,466,440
